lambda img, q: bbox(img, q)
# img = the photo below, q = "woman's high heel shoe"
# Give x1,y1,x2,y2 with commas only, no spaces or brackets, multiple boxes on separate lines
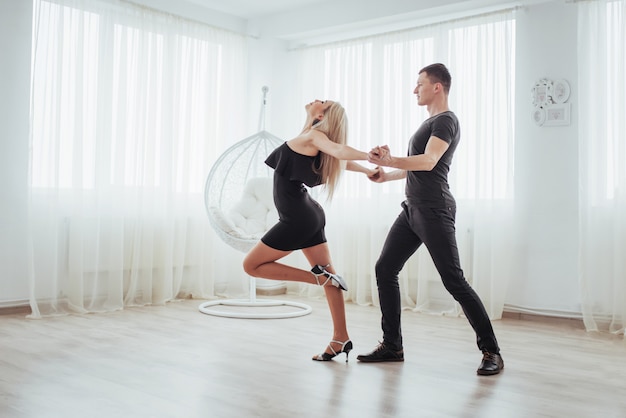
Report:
312,340,353,363
311,264,348,291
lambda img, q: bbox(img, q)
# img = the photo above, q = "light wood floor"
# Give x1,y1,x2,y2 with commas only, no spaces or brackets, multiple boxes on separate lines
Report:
1,295,625,418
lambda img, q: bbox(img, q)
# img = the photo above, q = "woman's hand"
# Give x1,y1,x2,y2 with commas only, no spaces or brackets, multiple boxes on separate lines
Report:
368,166,385,183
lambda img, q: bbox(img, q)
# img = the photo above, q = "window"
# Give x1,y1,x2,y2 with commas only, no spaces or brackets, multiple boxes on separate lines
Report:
30,0,246,193
294,11,516,201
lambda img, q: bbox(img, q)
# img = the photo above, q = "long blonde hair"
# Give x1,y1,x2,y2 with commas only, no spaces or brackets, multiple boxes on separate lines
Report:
311,101,347,200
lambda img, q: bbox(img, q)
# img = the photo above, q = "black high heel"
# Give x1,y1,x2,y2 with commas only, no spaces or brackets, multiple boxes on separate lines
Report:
312,340,353,363
311,264,348,291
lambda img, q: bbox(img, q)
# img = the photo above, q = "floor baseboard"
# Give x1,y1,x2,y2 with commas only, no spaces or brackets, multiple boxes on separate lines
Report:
502,310,585,329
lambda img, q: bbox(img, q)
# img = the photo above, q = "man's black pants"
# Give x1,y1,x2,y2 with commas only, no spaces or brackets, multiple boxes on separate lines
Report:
375,201,500,353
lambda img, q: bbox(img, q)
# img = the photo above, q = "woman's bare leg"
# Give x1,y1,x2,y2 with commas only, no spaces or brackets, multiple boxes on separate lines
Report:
243,241,317,284
243,240,350,357
302,243,350,356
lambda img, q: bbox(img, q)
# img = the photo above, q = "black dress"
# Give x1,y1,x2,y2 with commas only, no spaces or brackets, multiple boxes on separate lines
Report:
261,142,327,251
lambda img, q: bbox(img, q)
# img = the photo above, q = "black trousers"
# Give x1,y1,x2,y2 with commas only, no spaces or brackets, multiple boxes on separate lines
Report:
375,201,500,353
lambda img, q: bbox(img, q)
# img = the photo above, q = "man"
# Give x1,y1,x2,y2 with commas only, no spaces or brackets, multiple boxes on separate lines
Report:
359,63,503,375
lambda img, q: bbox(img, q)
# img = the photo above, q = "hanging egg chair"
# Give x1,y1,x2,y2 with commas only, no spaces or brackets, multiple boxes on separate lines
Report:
198,87,312,319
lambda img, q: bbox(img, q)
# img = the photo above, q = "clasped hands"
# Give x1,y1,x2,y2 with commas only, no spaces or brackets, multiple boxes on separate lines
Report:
368,145,392,166
365,145,392,182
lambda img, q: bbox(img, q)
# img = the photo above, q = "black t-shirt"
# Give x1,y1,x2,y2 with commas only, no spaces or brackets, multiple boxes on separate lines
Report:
405,111,459,208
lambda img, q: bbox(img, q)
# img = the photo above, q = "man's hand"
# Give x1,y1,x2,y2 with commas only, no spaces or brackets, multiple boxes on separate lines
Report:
368,145,392,166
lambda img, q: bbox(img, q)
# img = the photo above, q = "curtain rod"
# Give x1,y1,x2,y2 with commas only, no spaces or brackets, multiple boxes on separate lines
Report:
119,0,256,38
287,5,522,51
564,0,601,3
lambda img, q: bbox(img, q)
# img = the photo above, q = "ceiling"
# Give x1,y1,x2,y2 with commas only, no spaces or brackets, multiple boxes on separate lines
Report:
180,0,322,19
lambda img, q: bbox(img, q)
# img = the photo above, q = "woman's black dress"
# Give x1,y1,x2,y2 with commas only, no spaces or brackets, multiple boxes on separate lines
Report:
261,142,327,251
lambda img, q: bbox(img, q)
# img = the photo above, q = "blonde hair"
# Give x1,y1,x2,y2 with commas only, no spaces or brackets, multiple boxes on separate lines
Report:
311,101,347,200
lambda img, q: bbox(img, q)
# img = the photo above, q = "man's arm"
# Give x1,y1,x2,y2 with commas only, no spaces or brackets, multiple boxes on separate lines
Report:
369,136,449,171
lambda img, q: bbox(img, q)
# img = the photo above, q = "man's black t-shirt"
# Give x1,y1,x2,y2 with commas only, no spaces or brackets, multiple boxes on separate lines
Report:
405,110,459,208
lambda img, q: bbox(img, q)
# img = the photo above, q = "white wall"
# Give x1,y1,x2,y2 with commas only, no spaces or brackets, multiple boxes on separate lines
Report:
0,0,32,305
0,0,585,316
244,37,290,137
509,2,580,314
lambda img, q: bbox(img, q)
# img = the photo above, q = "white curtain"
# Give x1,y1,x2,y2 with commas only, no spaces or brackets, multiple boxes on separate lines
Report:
28,0,249,317
578,0,626,336
288,11,517,319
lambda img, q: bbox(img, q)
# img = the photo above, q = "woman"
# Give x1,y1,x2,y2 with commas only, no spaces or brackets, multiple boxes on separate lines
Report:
243,99,375,362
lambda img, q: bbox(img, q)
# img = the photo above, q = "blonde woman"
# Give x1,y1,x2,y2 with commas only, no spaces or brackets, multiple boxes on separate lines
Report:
243,99,375,362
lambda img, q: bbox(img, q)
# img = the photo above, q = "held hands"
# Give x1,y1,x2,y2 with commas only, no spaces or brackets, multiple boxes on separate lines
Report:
347,145,390,182
365,145,392,183
368,145,392,167
367,166,385,183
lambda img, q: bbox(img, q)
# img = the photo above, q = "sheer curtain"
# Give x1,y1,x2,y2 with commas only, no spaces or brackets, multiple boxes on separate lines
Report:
289,11,516,319
578,0,626,336
28,0,248,317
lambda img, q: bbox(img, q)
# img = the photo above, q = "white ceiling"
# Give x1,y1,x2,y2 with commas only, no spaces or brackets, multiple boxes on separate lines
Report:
180,0,322,19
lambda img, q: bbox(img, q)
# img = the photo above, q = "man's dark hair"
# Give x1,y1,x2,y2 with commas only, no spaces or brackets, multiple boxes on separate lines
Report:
419,63,451,94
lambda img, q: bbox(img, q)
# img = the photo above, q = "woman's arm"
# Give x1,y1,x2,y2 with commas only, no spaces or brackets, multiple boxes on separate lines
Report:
345,161,369,174
368,166,406,183
345,161,380,179
309,130,368,161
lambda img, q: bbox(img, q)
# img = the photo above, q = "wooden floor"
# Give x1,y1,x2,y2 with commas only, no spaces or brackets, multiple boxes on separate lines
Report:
1,295,625,418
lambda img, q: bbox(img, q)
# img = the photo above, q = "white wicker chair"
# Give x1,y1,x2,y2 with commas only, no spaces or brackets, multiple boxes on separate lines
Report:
204,131,281,253
198,88,312,319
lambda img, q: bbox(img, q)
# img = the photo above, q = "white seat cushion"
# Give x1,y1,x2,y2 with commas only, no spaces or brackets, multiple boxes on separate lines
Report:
209,177,277,241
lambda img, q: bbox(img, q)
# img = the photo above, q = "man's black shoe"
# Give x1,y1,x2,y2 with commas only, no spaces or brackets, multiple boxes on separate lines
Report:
477,351,504,375
357,341,404,362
